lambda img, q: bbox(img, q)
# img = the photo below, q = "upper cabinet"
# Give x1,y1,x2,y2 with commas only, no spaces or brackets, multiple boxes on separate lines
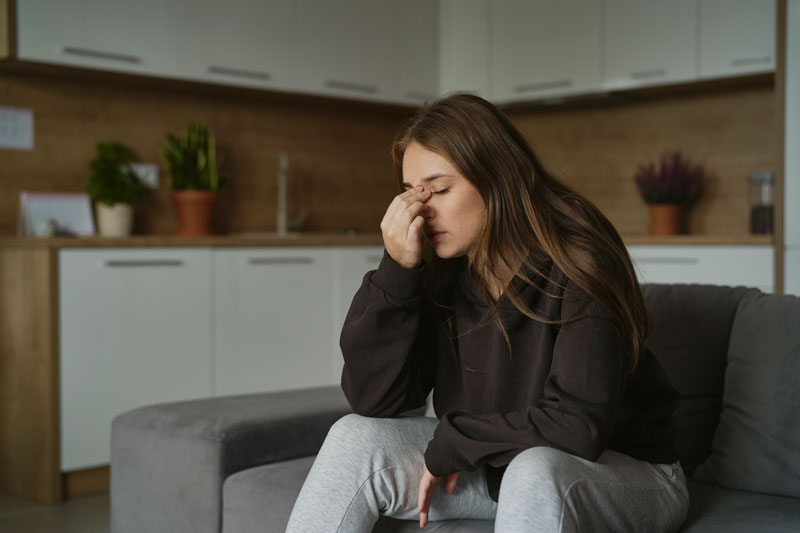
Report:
13,0,778,106
698,0,776,79
16,0,170,77
439,0,490,98
602,0,698,91
295,0,396,103
396,0,440,105
491,1,601,103
167,0,296,91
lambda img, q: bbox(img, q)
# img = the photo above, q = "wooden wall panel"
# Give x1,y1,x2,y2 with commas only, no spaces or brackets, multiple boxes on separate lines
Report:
0,66,412,236
0,65,777,241
506,82,777,237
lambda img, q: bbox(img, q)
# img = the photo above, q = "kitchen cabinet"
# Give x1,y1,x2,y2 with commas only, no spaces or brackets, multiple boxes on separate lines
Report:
396,0,440,105
16,0,170,77
167,0,296,91
295,0,397,103
439,0,490,98
490,1,601,103
602,0,697,91
213,247,339,396
59,249,214,471
784,1,800,296
698,0,776,80
627,245,774,293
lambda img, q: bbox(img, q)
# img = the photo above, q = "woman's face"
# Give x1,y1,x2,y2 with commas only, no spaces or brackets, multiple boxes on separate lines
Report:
401,142,486,258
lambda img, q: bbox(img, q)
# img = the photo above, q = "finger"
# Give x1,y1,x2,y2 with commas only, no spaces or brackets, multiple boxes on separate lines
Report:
408,215,425,241
384,189,429,228
444,472,459,494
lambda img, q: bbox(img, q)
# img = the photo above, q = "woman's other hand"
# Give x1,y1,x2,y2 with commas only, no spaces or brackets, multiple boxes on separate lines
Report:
417,464,459,528
380,186,431,269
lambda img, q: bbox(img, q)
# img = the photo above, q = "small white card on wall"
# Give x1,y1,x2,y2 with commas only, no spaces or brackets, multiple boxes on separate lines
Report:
0,106,34,150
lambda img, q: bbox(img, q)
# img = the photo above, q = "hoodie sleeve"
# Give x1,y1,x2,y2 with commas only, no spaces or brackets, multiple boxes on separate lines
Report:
340,250,437,417
423,281,628,476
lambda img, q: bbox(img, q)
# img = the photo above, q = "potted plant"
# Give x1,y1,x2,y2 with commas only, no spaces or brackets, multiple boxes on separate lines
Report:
634,150,703,235
163,122,222,236
86,142,145,237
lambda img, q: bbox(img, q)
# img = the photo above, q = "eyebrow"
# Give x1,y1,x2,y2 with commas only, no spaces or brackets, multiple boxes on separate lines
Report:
402,173,452,188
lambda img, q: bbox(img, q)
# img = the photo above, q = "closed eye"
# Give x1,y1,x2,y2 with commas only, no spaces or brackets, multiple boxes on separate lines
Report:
431,188,450,195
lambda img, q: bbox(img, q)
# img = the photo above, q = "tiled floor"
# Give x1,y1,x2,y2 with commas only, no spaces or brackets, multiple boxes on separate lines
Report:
0,491,109,533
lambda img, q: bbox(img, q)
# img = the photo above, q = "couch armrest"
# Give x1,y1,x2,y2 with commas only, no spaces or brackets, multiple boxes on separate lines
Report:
110,385,351,533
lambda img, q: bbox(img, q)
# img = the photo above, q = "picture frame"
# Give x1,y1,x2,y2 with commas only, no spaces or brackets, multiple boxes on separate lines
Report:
18,192,96,237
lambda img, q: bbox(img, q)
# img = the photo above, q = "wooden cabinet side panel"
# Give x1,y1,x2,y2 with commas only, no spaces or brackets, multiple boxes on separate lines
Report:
0,247,61,503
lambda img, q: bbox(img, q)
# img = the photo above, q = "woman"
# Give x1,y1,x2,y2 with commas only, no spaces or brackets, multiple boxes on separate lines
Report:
286,94,689,532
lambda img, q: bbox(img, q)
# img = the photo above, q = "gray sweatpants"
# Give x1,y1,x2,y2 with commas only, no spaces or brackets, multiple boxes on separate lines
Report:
286,414,689,532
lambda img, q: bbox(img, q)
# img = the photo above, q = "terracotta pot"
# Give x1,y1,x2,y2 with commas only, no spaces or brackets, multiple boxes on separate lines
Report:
172,191,217,236
648,203,681,235
95,202,133,237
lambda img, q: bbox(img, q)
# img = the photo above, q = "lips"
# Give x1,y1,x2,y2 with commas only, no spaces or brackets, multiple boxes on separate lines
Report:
425,230,446,243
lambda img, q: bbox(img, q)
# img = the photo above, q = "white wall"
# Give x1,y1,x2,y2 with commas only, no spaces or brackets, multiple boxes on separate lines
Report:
785,0,800,295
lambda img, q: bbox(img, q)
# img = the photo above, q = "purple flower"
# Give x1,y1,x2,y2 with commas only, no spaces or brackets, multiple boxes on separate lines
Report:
634,151,703,205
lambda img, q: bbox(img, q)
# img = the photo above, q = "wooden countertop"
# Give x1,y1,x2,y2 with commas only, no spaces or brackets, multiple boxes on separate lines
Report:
0,232,774,249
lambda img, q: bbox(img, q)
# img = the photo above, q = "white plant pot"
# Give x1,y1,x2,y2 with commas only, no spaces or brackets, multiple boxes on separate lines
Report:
95,203,133,237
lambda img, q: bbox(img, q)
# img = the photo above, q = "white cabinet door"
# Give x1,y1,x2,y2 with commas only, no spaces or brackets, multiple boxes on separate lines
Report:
396,0,440,105
439,0,490,98
295,0,396,103
167,0,296,91
786,0,800,248
335,247,384,379
59,249,213,471
627,245,774,293
699,0,776,79
17,0,170,77
214,248,339,396
602,0,697,91
491,1,601,103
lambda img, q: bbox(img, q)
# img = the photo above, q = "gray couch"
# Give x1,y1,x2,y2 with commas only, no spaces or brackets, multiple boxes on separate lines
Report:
110,284,800,532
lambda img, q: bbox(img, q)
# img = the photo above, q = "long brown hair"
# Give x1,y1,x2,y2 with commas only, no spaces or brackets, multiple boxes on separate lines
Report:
390,93,649,371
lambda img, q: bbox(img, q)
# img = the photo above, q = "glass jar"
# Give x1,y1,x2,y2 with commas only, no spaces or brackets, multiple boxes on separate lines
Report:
748,171,774,234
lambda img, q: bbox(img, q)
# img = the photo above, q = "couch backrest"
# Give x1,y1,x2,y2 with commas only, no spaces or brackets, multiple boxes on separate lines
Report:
641,283,756,474
692,290,800,498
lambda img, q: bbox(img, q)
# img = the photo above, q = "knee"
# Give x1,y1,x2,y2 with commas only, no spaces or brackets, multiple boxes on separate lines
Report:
324,413,382,451
503,447,573,488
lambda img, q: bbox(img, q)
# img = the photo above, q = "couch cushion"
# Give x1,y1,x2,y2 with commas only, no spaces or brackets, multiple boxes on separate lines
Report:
223,455,316,533
222,456,492,533
641,284,755,474
681,478,800,532
693,291,800,498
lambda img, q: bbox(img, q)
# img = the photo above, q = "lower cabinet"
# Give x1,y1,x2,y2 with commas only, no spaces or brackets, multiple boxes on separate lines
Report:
627,245,774,293
59,249,214,471
58,245,384,471
213,247,339,396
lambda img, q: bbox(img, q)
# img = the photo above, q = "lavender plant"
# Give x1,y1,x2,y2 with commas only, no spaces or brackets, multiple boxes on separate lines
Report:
634,151,703,205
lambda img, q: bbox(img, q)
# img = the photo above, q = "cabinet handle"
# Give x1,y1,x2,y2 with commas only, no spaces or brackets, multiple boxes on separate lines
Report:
62,46,141,64
731,55,772,68
514,79,572,94
248,257,314,266
325,79,379,95
630,68,666,80
634,257,699,265
104,260,184,267
208,65,272,81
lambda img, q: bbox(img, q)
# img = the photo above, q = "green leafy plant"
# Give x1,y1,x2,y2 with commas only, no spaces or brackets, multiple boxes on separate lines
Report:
634,150,703,205
86,142,145,206
163,122,221,191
